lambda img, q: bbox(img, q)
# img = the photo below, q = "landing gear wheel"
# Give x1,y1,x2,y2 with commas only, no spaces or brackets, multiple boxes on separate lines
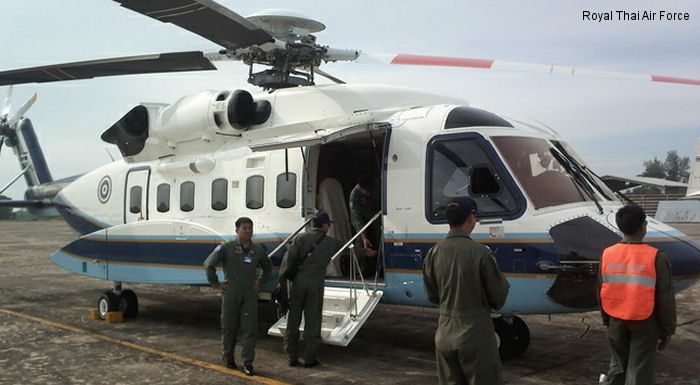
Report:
510,316,530,357
493,317,516,360
118,289,139,318
493,316,530,360
97,291,119,319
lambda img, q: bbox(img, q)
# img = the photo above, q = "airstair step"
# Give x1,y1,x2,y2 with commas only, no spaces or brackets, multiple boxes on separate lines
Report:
267,286,383,347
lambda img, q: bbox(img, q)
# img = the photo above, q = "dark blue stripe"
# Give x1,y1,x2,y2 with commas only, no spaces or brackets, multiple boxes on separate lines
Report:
649,238,700,277
383,240,560,274
62,237,288,268
57,233,700,279
55,204,104,235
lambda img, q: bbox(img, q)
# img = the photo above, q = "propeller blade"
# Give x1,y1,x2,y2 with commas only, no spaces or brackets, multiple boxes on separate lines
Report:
7,93,37,128
113,0,274,51
356,52,700,87
0,51,216,86
2,85,13,118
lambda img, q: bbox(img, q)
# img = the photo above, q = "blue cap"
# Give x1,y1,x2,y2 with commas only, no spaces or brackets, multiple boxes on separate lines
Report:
313,211,333,226
447,197,478,215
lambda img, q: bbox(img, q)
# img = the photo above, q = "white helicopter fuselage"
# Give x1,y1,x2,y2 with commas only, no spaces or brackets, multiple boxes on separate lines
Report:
50,84,700,316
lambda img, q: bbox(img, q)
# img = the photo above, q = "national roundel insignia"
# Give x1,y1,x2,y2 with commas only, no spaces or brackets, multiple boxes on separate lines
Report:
97,176,112,204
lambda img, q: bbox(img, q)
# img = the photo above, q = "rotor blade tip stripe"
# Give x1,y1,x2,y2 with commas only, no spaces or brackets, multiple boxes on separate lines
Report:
651,75,700,86
391,54,494,69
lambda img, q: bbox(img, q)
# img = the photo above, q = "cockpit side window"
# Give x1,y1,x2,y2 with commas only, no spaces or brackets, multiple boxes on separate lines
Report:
426,133,524,222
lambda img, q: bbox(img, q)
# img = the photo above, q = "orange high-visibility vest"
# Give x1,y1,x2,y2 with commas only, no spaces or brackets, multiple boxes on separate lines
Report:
600,243,657,320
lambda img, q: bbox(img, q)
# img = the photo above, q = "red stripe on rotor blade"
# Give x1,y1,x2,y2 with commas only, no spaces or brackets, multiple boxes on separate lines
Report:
391,54,494,69
651,75,700,86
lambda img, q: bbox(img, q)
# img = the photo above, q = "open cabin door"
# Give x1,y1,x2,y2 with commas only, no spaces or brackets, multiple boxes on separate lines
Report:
250,123,389,345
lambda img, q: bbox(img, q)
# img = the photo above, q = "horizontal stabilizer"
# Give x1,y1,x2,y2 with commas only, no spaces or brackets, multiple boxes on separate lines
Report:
0,199,52,208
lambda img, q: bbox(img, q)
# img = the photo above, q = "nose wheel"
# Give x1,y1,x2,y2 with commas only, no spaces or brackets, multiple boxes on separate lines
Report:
96,285,139,319
493,315,530,359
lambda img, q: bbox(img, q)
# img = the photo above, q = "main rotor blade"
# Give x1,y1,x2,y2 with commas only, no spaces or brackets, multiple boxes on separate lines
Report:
356,52,700,87
0,51,216,86
114,0,274,50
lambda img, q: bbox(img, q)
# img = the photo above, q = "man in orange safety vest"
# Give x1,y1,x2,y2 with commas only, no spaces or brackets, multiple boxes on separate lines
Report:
598,205,676,385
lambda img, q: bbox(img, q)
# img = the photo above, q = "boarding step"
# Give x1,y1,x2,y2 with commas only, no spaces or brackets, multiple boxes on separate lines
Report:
268,286,383,347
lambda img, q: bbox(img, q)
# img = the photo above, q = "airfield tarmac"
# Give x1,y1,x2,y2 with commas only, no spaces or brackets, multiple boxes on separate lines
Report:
0,221,698,385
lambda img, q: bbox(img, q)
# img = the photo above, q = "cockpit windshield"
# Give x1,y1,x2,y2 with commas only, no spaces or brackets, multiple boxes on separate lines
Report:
492,136,592,209
551,140,617,201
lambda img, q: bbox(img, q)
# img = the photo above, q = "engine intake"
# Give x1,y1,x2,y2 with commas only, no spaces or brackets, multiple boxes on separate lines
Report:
227,90,271,130
101,105,149,156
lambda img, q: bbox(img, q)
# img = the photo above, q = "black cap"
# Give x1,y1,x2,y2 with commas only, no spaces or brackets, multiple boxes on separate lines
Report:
446,197,478,216
313,211,333,226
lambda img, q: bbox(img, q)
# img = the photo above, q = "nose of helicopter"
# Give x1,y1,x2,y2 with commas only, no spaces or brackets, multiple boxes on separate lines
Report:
647,222,700,291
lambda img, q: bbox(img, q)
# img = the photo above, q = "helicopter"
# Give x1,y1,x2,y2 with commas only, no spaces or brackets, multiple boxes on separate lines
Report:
1,0,700,359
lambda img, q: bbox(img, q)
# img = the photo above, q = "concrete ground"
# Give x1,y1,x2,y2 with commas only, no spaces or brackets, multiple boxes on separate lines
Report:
0,220,698,385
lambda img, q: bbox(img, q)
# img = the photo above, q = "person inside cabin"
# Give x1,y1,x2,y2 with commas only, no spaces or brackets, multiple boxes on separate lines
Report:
203,217,272,376
422,197,510,385
597,205,676,385
348,175,382,278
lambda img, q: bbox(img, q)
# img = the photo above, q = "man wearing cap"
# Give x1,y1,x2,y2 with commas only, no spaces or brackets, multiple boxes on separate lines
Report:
279,211,343,368
422,197,510,385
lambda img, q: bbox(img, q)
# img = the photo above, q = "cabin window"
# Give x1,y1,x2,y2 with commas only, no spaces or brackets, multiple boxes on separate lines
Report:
276,172,296,208
246,175,264,209
427,134,522,222
156,183,170,213
129,186,142,214
180,181,195,212
211,178,228,211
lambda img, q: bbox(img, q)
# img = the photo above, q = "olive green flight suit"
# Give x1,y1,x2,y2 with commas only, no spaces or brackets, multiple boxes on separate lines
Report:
349,184,381,276
423,229,510,385
203,239,271,365
598,237,676,385
279,228,342,362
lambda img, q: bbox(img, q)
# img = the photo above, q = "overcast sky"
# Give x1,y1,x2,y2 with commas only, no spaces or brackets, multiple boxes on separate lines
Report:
0,0,698,199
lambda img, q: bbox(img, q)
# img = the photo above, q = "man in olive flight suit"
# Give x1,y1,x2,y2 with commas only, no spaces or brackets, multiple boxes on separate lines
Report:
203,217,272,376
598,205,676,385
278,212,342,368
422,197,510,385
349,175,381,277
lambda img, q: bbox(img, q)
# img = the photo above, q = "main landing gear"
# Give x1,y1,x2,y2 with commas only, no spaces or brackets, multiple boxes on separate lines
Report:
96,282,139,319
493,315,530,360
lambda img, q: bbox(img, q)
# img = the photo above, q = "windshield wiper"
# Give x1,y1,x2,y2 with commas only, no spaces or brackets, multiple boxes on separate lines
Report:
549,148,604,214
553,143,614,201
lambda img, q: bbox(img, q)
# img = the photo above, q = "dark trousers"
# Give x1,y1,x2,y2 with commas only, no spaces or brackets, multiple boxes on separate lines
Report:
435,315,502,385
602,317,659,385
284,282,324,362
221,288,258,365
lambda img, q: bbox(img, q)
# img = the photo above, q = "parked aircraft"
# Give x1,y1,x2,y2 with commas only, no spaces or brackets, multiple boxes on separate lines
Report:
1,1,699,358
